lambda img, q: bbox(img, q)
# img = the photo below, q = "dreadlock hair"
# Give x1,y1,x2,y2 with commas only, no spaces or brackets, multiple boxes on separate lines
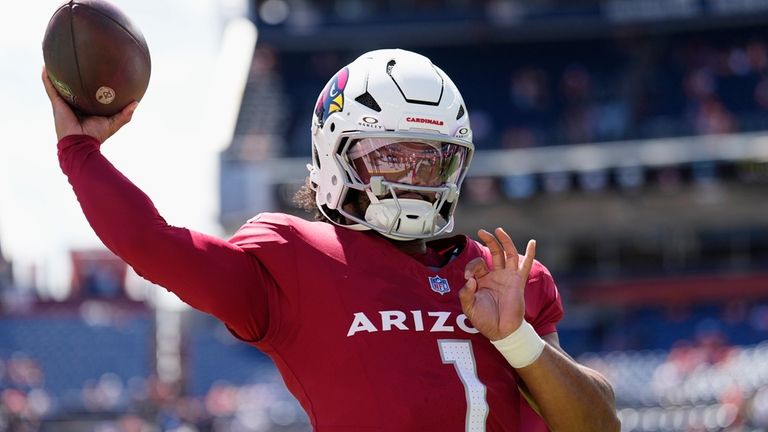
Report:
293,177,323,221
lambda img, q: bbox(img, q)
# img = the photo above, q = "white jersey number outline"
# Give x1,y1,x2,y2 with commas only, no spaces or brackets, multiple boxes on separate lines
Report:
438,339,489,432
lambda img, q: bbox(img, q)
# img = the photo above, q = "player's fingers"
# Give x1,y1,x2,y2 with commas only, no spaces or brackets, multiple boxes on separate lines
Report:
108,101,138,134
478,229,505,270
458,278,477,316
464,257,489,280
495,227,520,270
520,240,537,278
41,67,61,103
120,101,139,123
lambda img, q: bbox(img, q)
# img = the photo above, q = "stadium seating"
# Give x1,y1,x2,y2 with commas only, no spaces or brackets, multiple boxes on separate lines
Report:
244,28,768,155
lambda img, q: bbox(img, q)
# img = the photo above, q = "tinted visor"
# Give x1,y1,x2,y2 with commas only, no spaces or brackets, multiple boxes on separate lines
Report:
348,138,469,187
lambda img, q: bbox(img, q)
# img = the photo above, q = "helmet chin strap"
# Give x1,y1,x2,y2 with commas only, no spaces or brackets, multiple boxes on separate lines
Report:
363,190,446,241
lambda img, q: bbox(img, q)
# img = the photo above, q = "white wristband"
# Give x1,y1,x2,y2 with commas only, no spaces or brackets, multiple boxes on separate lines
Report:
490,320,546,369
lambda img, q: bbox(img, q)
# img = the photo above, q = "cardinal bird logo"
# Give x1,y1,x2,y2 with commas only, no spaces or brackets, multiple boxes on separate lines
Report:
314,67,349,128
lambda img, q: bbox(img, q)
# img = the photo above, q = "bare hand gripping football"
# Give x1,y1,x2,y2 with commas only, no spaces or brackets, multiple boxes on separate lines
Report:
42,0,151,117
42,67,136,143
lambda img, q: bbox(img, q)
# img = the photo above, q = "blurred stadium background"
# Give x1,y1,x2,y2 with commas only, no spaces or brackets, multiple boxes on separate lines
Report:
3,0,768,430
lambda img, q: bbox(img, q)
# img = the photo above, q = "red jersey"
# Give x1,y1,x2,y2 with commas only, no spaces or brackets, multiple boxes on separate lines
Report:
58,135,564,431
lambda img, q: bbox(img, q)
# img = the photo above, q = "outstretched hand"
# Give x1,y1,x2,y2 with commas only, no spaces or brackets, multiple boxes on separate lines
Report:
42,67,137,143
459,228,536,341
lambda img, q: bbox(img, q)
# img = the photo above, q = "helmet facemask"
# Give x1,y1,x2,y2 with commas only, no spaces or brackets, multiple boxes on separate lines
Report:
325,133,472,240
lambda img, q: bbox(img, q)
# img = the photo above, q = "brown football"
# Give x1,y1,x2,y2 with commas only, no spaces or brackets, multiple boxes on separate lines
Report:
42,0,151,116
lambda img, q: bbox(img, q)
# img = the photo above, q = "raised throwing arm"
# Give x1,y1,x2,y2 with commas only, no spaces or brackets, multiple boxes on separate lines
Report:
43,68,269,340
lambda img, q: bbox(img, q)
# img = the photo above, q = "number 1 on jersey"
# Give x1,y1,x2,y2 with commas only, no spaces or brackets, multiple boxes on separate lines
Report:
438,339,489,432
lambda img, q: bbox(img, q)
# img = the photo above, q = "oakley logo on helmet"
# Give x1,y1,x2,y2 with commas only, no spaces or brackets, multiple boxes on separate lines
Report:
314,67,349,128
358,116,383,129
406,117,444,126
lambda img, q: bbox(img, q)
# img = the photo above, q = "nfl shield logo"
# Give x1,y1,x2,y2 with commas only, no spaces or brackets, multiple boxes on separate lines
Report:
428,276,451,295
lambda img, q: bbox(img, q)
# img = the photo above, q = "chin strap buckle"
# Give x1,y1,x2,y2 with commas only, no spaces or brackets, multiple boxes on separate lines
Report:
445,183,459,203
307,164,319,191
369,176,387,196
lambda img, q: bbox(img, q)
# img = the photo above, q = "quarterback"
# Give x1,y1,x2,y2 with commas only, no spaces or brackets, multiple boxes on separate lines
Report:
44,49,619,431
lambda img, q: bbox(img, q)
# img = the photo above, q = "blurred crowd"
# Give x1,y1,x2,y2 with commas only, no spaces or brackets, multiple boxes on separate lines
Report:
231,27,768,157
583,341,768,431
0,353,308,432
254,0,633,27
497,37,767,148
577,301,768,431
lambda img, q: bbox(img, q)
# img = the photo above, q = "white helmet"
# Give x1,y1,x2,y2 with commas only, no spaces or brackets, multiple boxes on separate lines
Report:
308,49,474,240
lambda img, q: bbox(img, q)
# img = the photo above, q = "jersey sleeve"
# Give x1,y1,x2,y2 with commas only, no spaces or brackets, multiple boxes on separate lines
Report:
227,213,301,347
58,135,270,340
524,261,564,337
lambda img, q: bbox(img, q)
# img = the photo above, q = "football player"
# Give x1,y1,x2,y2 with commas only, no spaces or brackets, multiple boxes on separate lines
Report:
44,49,619,431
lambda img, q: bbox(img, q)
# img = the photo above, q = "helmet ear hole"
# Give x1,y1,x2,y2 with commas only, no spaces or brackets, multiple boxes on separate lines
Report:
330,123,336,132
